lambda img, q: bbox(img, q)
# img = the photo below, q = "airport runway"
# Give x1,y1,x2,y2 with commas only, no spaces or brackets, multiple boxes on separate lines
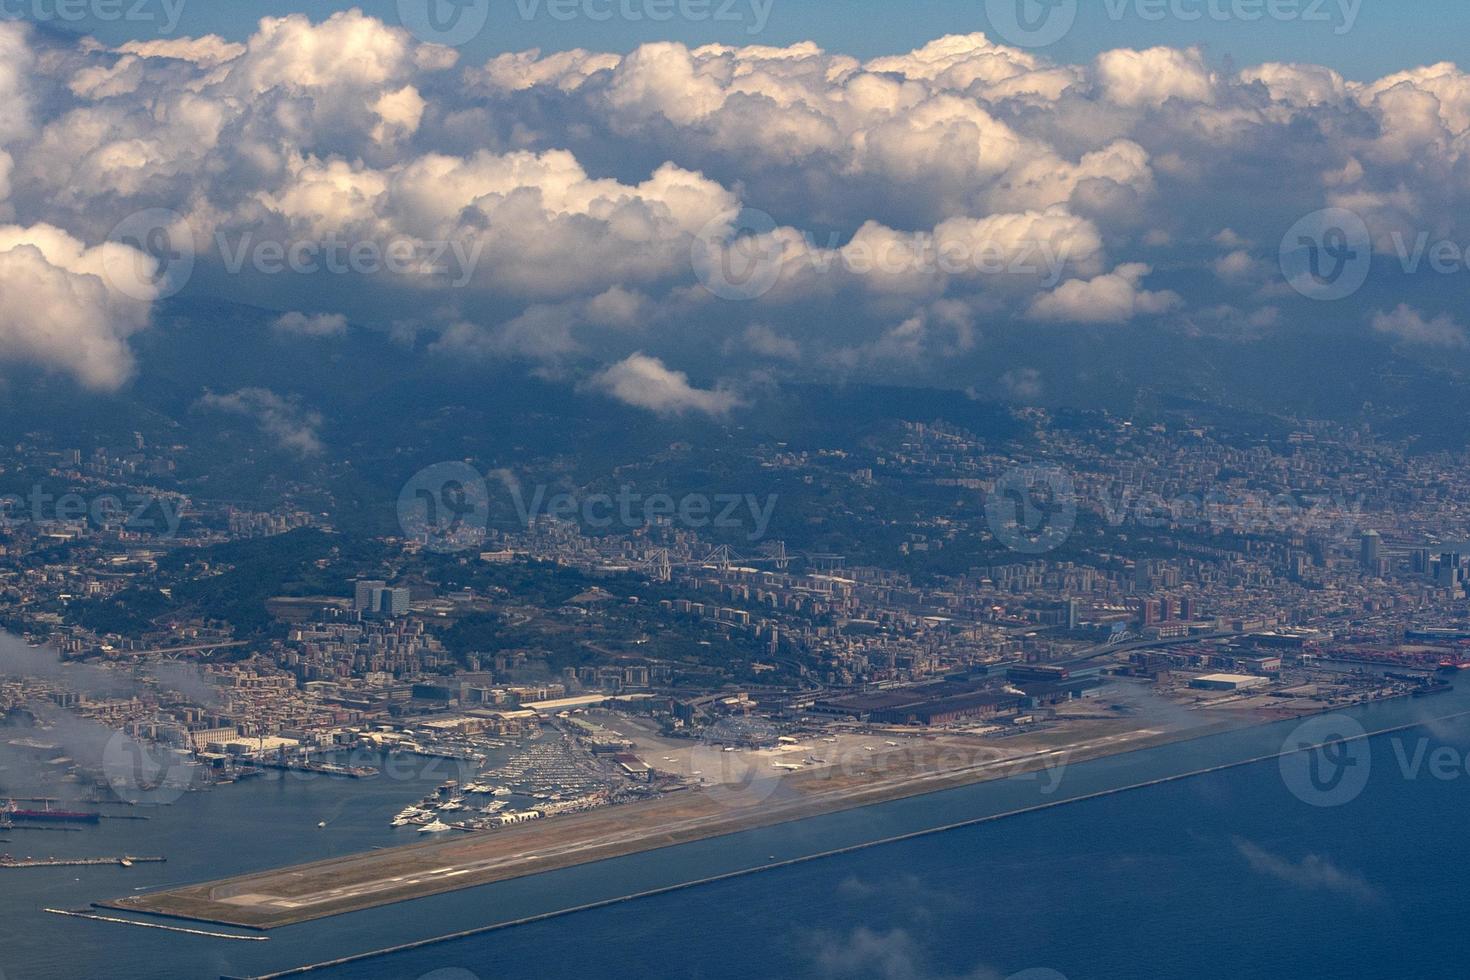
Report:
104,718,1220,929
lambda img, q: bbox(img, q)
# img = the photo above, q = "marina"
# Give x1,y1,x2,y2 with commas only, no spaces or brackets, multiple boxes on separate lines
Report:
373,724,640,835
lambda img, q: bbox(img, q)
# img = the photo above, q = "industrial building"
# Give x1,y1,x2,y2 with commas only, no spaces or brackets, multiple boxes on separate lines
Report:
811,673,1099,725
1188,673,1270,692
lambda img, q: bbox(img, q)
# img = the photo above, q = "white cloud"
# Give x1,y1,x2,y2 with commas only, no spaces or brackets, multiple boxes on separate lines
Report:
1371,304,1468,348
197,387,324,454
371,85,426,145
1233,837,1379,902
432,307,581,362
231,11,417,94
0,224,159,389
1239,63,1348,107
272,311,348,337
250,150,736,299
590,353,739,416
728,324,801,361
1095,46,1215,107
583,286,651,328
1212,249,1262,282
0,23,35,145
477,48,619,92
1028,263,1180,323
115,35,245,68
1,18,1470,393
430,287,653,364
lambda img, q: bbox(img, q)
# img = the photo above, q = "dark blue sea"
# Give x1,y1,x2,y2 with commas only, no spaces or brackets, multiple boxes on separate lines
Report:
5,684,1470,980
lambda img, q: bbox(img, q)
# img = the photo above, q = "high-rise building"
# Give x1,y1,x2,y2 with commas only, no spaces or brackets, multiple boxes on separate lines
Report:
1360,530,1382,571
1436,554,1462,593
354,579,386,613
378,587,410,618
353,580,409,617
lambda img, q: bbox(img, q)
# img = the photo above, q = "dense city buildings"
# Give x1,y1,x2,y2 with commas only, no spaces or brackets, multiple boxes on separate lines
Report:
7,406,1470,830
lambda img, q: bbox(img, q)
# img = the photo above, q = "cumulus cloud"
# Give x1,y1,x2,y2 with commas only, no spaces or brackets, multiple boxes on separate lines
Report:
272,311,348,337
1095,46,1215,107
430,286,653,364
477,47,620,92
0,23,36,145
114,35,245,67
1239,63,1349,107
1028,263,1180,323
197,387,324,454
1,16,1470,396
589,353,739,416
1371,305,1469,348
250,149,734,300
727,323,801,361
478,33,1143,224
0,223,160,389
1212,249,1262,282
432,308,582,363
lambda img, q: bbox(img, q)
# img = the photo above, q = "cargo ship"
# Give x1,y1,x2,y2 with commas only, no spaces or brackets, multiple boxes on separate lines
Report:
2,802,101,824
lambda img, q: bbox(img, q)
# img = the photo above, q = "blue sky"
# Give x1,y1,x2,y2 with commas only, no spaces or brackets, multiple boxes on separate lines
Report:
33,0,1470,80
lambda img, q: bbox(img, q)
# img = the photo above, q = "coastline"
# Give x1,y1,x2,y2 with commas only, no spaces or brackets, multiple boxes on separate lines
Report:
104,695,1411,931
219,705,1470,979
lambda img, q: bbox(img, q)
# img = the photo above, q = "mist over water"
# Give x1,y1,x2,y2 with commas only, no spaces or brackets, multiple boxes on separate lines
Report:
0,631,215,802
0,631,135,697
